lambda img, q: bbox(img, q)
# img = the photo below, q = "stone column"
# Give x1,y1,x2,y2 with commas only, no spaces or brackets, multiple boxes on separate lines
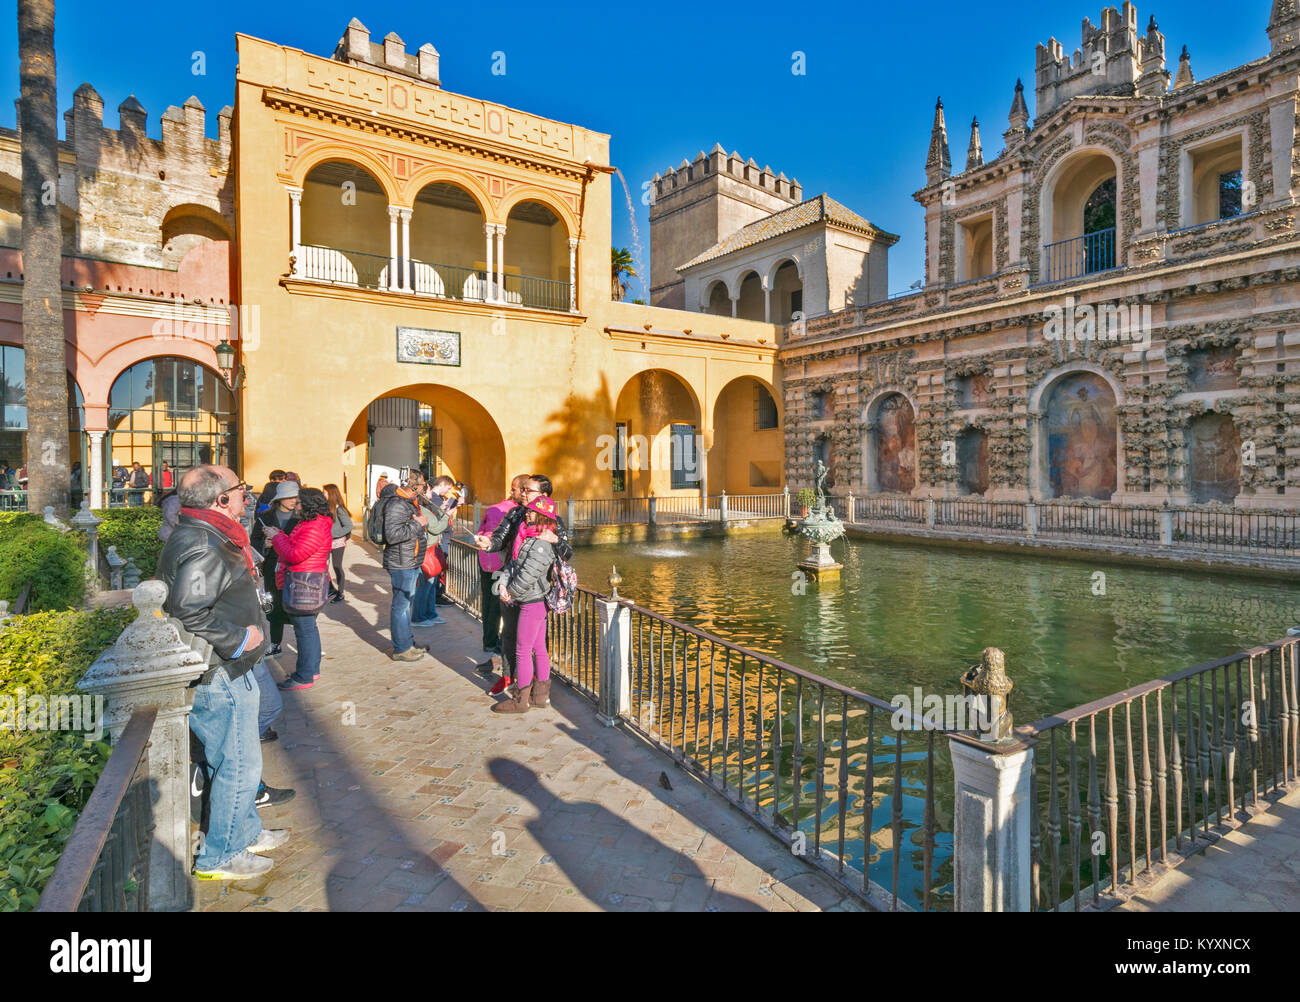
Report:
763,278,772,322
568,237,579,312
730,295,738,318
495,224,506,302
287,187,303,277
77,581,212,912
484,223,496,302
387,206,401,291
596,571,631,726
399,208,413,291
88,430,105,510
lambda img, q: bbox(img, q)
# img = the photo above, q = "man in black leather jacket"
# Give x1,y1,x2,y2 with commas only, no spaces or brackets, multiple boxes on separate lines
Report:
158,466,288,881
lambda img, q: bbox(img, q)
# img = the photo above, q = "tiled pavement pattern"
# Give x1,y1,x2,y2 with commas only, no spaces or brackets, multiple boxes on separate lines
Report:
198,542,865,912
1116,784,1300,912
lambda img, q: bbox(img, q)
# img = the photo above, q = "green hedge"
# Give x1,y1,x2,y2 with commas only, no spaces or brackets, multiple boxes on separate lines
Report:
0,606,135,911
0,523,86,612
92,507,163,579
0,512,43,535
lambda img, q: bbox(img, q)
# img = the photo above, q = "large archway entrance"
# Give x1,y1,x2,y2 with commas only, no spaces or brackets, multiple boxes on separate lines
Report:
344,383,506,512
709,376,782,495
612,370,702,496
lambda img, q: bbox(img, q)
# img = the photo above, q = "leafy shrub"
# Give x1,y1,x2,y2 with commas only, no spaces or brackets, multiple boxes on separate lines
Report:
0,606,134,911
796,488,817,509
0,523,86,612
93,507,163,579
0,512,42,535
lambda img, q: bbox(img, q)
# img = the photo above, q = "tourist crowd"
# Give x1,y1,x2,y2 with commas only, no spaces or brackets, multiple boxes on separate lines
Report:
157,461,573,880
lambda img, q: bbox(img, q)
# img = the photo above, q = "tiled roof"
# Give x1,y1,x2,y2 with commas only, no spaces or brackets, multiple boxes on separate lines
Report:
679,194,898,270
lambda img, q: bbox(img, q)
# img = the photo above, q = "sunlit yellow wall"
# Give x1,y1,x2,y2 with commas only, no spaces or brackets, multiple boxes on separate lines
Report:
234,33,783,504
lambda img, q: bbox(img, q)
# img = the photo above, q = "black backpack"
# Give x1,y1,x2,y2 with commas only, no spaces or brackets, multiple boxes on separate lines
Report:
365,496,390,545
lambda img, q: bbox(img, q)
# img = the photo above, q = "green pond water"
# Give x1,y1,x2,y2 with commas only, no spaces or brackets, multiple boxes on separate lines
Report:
570,534,1299,908
574,533,1299,724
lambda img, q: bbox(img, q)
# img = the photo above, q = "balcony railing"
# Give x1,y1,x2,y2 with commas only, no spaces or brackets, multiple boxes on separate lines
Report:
297,245,571,312
1043,227,1117,283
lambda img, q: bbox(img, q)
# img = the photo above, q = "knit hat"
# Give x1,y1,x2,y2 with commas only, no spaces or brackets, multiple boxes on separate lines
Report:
526,495,558,519
273,480,300,501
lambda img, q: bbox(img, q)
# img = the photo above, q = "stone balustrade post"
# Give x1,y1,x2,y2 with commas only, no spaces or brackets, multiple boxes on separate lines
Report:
846,492,855,523
1159,509,1174,546
596,568,631,726
647,496,657,525
105,546,125,590
948,647,1034,912
783,485,791,519
567,496,576,529
472,501,482,531
78,581,213,912
70,501,103,593
926,498,936,529
719,491,728,523
1026,500,1038,538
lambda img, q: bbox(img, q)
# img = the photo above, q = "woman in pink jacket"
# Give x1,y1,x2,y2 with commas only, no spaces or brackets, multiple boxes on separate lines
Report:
264,486,333,690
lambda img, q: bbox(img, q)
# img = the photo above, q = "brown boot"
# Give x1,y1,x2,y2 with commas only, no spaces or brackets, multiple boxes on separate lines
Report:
529,677,551,708
491,681,531,714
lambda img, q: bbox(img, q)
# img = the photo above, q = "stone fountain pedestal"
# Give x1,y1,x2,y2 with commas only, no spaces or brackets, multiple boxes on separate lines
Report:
797,541,843,580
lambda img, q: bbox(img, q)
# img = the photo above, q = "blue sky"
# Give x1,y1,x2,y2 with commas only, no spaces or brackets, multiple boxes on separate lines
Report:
0,0,1275,297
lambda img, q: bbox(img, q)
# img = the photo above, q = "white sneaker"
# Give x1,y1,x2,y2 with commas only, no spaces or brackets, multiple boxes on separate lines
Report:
247,828,292,854
194,849,274,880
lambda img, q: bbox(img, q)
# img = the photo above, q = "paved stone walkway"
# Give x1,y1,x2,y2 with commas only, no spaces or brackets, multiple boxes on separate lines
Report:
1117,784,1300,912
198,541,864,912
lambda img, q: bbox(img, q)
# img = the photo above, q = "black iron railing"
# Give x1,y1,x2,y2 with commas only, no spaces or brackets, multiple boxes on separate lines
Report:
1022,640,1299,911
1044,227,1117,282
35,707,156,912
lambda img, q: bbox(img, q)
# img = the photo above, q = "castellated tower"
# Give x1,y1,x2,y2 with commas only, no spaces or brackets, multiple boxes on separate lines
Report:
1034,3,1169,118
648,144,801,309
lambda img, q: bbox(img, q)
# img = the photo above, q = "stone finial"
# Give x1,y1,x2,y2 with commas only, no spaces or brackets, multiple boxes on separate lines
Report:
70,499,101,530
123,558,141,590
925,97,952,186
608,565,622,600
417,42,440,85
341,17,370,61
383,31,406,69
1137,14,1170,96
1269,0,1300,53
1172,45,1194,89
1004,78,1030,147
961,647,1014,742
966,117,984,172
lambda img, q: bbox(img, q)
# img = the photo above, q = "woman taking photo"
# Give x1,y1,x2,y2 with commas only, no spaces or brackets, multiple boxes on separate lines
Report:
264,486,333,690
491,494,559,714
324,483,353,603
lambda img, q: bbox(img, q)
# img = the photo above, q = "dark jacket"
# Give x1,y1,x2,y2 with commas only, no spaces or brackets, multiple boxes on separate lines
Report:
505,535,556,604
157,513,270,683
486,504,573,563
331,506,354,540
252,506,300,586
379,483,427,571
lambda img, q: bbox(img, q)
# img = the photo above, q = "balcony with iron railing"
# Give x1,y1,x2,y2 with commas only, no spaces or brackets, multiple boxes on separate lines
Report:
1042,227,1117,284
293,245,573,313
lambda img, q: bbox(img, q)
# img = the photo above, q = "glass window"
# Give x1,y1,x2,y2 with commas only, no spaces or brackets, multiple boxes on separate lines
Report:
754,385,778,430
670,423,700,489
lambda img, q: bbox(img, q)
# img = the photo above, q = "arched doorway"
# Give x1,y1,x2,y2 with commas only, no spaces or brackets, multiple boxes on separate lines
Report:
613,370,702,496
866,393,916,493
503,199,571,310
703,280,730,316
957,427,989,495
343,383,507,513
1041,371,1118,500
1043,150,1119,281
735,271,764,321
709,376,782,495
770,259,802,324
1187,413,1240,503
108,357,236,502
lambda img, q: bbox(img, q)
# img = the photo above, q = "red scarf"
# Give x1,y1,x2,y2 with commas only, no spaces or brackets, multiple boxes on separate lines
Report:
182,507,258,575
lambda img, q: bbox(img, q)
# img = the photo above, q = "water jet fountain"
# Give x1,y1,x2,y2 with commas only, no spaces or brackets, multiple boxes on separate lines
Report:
796,460,844,581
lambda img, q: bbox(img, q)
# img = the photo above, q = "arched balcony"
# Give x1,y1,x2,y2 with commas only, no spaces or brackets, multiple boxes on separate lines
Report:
1041,151,1119,282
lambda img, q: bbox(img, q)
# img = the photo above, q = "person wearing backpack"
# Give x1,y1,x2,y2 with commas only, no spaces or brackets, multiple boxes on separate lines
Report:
374,478,430,661
490,494,561,714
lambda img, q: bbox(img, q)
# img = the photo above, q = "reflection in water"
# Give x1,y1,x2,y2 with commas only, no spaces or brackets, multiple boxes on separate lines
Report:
574,535,1299,909
578,534,1299,723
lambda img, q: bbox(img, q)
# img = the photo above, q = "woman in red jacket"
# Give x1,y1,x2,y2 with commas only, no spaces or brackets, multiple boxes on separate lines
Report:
264,487,333,690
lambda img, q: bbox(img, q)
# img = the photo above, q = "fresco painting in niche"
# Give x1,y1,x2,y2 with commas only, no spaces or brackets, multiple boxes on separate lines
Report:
1046,373,1117,499
1188,413,1240,503
1186,347,1238,391
875,394,916,492
956,373,994,409
958,428,989,495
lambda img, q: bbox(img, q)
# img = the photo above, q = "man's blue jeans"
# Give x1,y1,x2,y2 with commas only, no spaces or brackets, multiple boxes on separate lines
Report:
189,666,262,869
413,574,437,623
251,658,282,736
389,567,420,653
288,613,322,680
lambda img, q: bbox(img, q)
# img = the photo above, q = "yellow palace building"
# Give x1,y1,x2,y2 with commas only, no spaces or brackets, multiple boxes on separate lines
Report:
232,20,785,507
